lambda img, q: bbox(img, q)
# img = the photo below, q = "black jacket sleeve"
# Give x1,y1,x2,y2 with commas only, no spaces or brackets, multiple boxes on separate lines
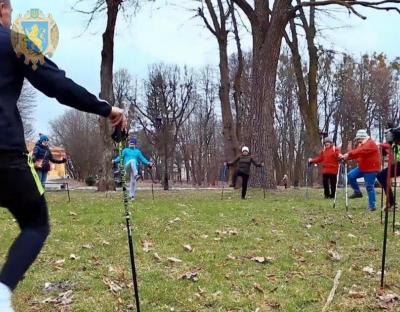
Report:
49,151,64,164
227,155,240,167
251,158,262,167
13,30,111,117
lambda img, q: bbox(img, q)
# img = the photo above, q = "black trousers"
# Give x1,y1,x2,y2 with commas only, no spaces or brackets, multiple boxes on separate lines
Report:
377,161,400,207
233,171,250,199
323,173,337,198
0,152,50,290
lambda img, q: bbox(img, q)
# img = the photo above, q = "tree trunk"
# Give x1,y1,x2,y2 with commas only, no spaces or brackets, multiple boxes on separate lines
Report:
249,3,290,188
219,40,240,160
98,0,119,192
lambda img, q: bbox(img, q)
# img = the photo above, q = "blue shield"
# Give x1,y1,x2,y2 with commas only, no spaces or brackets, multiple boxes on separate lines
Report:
21,21,48,53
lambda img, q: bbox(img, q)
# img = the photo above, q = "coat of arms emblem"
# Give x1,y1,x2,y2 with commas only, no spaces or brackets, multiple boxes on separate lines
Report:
11,9,59,70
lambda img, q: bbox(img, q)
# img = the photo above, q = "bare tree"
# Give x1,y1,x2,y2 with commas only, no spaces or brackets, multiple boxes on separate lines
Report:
73,0,141,191
133,64,195,190
231,0,400,187
17,80,37,140
197,0,240,161
50,109,102,180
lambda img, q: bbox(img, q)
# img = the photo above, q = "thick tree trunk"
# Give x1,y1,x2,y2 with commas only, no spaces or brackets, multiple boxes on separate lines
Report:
219,40,240,160
249,3,290,188
98,0,119,192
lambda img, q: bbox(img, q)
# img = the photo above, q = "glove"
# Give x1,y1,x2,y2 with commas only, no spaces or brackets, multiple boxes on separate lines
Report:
148,162,153,169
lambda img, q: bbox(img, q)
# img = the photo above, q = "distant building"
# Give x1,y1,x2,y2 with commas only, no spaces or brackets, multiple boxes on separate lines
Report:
26,141,67,179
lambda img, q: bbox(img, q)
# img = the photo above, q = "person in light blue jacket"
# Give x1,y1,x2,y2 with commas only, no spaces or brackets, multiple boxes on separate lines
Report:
113,138,152,200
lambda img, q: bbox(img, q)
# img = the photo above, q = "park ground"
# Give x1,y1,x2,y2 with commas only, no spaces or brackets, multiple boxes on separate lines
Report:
1,187,400,311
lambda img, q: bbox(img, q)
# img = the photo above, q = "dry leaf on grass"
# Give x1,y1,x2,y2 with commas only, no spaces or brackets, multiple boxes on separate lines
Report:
183,244,193,252
169,217,182,224
103,278,123,294
167,257,183,263
69,254,80,260
181,271,199,282
327,250,341,261
362,266,375,275
377,293,400,309
42,290,74,306
153,253,162,261
349,290,367,298
251,256,274,264
253,283,264,293
141,240,154,253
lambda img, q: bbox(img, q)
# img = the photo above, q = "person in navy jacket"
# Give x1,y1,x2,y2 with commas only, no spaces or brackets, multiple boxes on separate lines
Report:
0,1,127,310
32,134,67,186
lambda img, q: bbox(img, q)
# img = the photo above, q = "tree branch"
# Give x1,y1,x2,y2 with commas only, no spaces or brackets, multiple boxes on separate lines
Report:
232,0,258,25
293,0,400,19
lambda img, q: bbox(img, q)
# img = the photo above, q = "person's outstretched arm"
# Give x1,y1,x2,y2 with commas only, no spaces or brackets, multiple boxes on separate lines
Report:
227,156,240,167
9,29,125,127
251,158,263,167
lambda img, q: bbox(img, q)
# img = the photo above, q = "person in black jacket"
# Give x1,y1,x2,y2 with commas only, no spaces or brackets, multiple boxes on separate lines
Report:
0,2,127,311
225,146,264,199
32,134,67,186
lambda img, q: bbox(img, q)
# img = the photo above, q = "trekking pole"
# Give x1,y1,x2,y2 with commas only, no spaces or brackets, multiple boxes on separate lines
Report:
221,164,228,200
111,127,141,311
381,152,385,225
261,165,266,199
344,161,349,212
333,162,341,209
393,145,398,233
305,162,312,200
147,167,155,201
380,148,393,290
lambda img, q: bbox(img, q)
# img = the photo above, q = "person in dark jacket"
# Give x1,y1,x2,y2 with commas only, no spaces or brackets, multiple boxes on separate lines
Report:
0,2,127,311
32,134,66,186
225,146,263,199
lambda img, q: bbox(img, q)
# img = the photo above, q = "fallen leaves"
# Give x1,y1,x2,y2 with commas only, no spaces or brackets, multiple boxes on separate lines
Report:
348,289,367,298
181,271,199,282
250,256,274,264
183,244,193,252
362,266,375,275
253,283,264,293
327,249,341,261
69,254,80,260
103,278,123,294
42,290,74,307
142,240,154,253
377,292,400,309
167,257,183,264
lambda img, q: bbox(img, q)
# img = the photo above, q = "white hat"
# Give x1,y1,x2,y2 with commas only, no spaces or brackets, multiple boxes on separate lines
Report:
355,129,369,140
242,146,249,153
323,136,333,144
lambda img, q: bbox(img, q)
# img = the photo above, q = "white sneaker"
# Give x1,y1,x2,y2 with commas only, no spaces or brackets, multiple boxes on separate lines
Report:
0,283,14,312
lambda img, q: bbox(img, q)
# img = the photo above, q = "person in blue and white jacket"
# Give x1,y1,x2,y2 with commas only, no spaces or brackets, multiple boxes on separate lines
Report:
113,138,152,200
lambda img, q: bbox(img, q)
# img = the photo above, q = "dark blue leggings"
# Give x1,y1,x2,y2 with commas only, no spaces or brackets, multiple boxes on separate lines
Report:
0,152,50,290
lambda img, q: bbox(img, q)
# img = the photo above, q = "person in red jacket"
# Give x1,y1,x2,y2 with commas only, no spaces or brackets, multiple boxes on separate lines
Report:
309,136,341,199
341,130,381,211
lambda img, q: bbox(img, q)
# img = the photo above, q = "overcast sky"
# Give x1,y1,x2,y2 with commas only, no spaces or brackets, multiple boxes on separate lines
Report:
12,0,400,136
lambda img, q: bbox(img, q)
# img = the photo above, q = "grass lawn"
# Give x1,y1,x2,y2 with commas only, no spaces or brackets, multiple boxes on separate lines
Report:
1,187,400,311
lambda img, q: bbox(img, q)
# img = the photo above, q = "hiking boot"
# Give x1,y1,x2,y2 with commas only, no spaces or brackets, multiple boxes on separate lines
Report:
349,193,363,199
